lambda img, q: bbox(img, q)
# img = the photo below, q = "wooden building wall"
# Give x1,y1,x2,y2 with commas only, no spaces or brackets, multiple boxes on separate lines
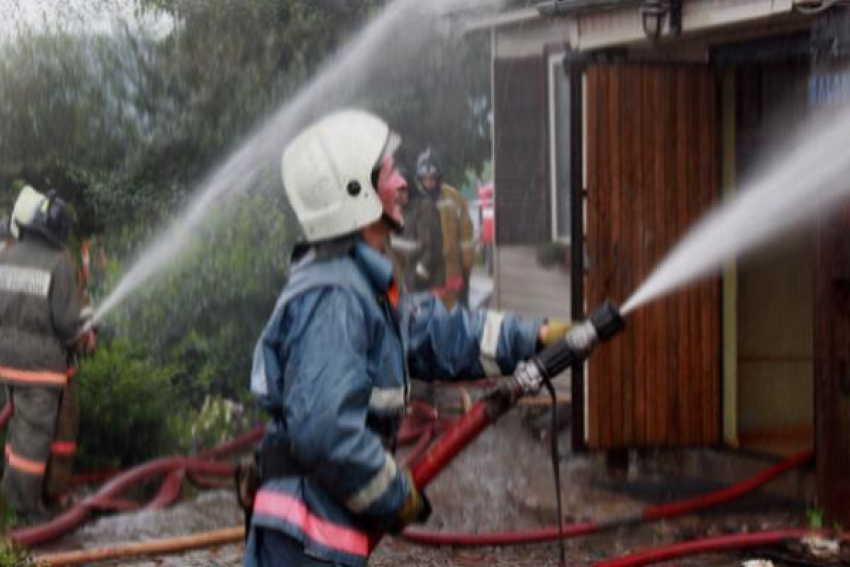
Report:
815,212,850,525
495,246,571,320
492,56,575,322
493,57,549,245
584,64,722,449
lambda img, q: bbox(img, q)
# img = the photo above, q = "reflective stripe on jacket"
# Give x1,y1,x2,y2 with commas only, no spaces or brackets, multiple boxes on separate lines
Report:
0,236,82,387
248,238,540,566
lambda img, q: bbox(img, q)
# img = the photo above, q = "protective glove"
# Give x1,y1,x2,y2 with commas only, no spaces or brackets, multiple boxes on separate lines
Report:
537,319,573,350
390,469,432,533
75,328,97,355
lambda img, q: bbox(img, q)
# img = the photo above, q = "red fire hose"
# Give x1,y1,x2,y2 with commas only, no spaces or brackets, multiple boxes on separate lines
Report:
18,394,813,566
0,401,11,430
11,457,235,547
400,450,812,546
595,529,846,567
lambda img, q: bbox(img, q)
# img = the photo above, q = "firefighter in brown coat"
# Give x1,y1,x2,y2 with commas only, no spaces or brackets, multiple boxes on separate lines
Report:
0,187,94,522
416,148,475,308
393,167,445,294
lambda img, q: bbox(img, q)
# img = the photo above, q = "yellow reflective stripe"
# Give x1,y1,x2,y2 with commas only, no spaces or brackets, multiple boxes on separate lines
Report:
345,453,398,513
479,311,504,376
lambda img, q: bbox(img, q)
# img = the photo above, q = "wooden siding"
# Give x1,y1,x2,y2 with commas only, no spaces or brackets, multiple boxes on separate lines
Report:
585,65,722,449
494,245,571,320
493,57,549,245
815,209,850,526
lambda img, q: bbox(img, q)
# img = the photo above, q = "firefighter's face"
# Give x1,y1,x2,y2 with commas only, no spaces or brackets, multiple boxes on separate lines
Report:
421,174,438,191
377,155,406,227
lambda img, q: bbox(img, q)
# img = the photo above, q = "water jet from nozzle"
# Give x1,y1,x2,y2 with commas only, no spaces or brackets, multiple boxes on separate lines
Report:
622,102,850,316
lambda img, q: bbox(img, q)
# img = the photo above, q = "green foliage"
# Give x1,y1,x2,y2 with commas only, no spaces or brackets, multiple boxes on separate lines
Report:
170,395,254,454
75,339,184,469
808,506,824,529
0,0,494,467
355,20,492,184
0,1,386,233
0,540,36,566
108,192,292,407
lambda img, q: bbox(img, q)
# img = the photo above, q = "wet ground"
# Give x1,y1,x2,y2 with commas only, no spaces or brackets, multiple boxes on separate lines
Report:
32,401,815,567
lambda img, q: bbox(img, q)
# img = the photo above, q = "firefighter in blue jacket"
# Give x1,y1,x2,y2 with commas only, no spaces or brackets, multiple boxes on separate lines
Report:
244,109,566,566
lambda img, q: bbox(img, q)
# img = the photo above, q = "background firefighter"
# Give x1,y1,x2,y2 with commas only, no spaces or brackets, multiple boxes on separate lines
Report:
391,165,445,293
0,187,95,522
416,147,475,309
244,109,567,567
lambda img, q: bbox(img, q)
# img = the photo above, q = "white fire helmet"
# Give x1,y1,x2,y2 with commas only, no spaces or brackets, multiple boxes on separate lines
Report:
282,109,401,243
10,185,45,239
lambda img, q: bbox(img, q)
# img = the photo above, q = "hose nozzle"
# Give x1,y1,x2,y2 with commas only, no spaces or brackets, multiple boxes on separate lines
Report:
513,301,625,396
588,300,626,342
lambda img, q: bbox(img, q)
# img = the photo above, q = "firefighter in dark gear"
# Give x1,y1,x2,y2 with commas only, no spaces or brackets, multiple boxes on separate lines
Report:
0,188,95,522
391,168,445,293
245,109,564,567
416,148,475,309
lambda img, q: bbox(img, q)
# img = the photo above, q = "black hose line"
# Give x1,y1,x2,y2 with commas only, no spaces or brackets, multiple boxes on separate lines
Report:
542,375,567,567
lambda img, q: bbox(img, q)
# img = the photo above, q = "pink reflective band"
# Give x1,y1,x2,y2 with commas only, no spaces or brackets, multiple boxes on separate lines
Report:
51,441,77,456
0,365,67,386
254,490,369,558
5,444,46,476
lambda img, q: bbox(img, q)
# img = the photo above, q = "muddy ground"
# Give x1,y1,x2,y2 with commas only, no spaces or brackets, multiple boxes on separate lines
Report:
36,403,814,567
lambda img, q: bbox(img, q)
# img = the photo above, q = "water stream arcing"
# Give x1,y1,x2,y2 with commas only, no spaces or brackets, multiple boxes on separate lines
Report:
90,0,502,327
622,101,850,315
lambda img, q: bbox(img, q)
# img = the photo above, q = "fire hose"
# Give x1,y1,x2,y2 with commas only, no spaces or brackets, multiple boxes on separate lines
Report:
19,300,822,565
30,445,815,566
594,528,848,567
27,302,623,564
7,427,264,548
400,449,812,546
369,301,626,562
0,400,11,429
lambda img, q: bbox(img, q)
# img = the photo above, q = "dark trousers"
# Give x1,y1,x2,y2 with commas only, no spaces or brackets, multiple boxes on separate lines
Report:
2,385,60,514
244,527,344,567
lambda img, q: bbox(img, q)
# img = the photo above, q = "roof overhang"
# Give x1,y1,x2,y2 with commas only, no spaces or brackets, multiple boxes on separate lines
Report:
465,0,808,52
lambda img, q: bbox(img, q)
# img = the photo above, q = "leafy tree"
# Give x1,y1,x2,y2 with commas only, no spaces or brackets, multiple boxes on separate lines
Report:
0,0,494,466
107,191,293,405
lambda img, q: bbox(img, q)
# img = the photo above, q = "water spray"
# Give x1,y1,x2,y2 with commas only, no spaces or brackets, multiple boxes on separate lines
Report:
622,101,850,315
87,0,504,329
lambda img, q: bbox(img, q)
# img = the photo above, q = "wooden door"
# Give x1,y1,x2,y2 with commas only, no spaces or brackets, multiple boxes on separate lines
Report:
583,64,722,449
